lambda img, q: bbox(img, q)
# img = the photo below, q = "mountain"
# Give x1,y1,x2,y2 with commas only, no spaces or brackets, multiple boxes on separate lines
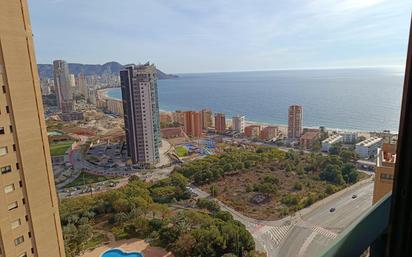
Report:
37,61,178,80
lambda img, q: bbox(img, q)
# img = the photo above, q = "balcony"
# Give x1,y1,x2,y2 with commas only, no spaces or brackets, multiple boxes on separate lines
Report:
319,193,391,257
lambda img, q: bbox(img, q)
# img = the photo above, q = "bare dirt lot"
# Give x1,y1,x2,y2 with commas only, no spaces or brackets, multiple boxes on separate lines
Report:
201,161,369,220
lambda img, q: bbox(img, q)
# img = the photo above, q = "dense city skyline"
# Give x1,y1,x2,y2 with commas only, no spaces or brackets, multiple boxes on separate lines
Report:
29,0,410,73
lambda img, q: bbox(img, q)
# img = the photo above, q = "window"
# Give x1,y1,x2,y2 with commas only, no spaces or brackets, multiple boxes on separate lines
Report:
9,125,13,133
8,201,18,211
0,146,7,156
1,165,12,174
0,127,4,134
5,105,9,113
381,173,394,180
11,219,21,229
14,236,24,246
2,85,6,93
4,183,15,193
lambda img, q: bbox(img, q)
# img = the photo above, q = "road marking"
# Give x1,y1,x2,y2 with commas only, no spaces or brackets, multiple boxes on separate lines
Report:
261,224,293,247
297,220,338,240
297,231,318,257
312,226,337,239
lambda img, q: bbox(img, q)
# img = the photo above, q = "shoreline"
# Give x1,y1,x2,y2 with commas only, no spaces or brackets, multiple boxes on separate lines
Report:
99,88,396,135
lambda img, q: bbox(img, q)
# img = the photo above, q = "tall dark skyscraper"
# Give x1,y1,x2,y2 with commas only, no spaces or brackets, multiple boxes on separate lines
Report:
120,63,161,166
53,60,73,113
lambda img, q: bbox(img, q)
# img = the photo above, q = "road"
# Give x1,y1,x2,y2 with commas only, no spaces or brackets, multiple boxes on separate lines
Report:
189,177,374,257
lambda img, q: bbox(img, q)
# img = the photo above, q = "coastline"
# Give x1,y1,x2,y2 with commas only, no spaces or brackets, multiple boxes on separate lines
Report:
98,88,121,101
99,87,392,135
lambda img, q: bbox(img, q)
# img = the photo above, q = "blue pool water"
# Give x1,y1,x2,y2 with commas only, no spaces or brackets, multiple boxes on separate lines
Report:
101,249,143,257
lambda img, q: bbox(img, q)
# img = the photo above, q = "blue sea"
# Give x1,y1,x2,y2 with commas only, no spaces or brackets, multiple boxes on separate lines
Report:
107,68,404,132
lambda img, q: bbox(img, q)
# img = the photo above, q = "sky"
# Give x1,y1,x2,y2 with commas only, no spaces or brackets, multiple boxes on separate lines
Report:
29,0,411,73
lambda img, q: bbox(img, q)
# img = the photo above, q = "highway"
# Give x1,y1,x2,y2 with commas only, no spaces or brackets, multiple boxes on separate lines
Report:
190,177,374,257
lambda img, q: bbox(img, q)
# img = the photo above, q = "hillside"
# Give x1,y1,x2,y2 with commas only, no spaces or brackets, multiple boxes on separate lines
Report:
37,61,178,80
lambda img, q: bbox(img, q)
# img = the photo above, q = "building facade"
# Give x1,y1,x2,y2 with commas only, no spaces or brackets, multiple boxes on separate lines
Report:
288,105,303,139
321,134,343,152
0,1,66,256
172,111,185,125
260,126,279,140
201,108,213,130
355,137,383,159
342,132,358,143
53,60,73,113
245,125,261,138
214,113,226,133
120,64,161,166
232,115,245,133
300,131,319,149
373,144,396,203
159,112,173,124
183,111,202,137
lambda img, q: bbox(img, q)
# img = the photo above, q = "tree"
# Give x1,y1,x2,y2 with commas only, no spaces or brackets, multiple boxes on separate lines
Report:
320,164,344,185
215,211,233,222
328,146,340,155
173,233,197,257
196,199,220,213
112,198,130,213
325,184,337,195
149,203,170,220
342,163,359,184
281,193,299,207
340,149,357,163
210,184,219,197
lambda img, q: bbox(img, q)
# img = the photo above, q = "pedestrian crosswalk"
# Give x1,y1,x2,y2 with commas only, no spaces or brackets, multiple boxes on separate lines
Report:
263,224,293,246
254,221,338,251
312,226,338,239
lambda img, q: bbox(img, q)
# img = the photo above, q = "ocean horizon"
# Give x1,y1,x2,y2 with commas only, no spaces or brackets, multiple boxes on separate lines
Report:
107,67,404,133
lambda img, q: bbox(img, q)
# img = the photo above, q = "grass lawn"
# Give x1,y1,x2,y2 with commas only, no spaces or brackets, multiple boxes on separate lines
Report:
175,146,189,157
64,172,116,188
50,140,74,156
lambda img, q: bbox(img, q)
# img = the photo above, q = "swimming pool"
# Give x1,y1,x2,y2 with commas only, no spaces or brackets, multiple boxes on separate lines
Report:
101,249,143,257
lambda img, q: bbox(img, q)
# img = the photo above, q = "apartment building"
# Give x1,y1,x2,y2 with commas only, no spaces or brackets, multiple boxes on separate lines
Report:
183,111,203,137
214,113,226,133
260,126,279,140
288,105,303,139
232,115,245,133
356,137,383,159
322,134,343,152
53,60,73,113
373,144,396,204
300,131,319,149
245,125,261,138
120,63,161,165
201,108,213,129
0,1,66,256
